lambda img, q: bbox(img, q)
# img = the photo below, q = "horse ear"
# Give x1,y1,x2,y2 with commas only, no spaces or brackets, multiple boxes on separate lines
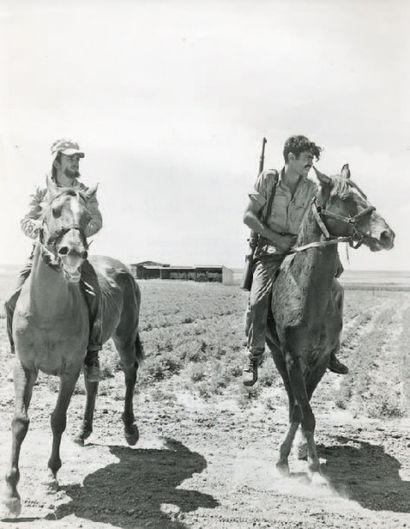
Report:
313,166,332,186
341,163,351,179
85,184,98,200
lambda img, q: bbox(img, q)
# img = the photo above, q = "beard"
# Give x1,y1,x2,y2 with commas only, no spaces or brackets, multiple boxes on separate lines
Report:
64,168,80,179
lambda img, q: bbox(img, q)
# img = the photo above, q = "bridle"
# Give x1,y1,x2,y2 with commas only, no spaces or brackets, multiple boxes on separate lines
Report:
41,224,88,249
38,191,90,268
290,180,376,254
312,198,375,249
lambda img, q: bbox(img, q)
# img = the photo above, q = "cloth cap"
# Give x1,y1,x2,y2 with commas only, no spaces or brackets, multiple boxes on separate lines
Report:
50,138,85,159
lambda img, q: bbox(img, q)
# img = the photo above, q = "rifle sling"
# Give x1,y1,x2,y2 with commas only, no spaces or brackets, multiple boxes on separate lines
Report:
256,172,279,246
263,172,278,223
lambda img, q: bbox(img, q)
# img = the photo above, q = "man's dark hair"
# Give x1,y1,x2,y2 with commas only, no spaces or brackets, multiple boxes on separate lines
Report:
283,135,322,163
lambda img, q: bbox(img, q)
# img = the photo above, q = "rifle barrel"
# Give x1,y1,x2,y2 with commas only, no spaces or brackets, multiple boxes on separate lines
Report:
258,137,267,174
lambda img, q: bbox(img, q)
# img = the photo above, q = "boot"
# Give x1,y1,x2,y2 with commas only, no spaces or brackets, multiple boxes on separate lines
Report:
328,354,349,375
242,356,259,387
83,349,101,382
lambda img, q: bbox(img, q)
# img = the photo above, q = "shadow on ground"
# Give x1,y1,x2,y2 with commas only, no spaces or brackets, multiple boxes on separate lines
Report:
51,438,219,529
319,436,410,512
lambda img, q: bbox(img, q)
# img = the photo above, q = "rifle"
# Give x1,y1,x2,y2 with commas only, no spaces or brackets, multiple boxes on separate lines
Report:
241,137,267,291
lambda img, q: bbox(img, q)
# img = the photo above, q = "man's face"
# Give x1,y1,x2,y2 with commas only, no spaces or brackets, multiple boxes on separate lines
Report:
58,153,81,179
288,150,314,177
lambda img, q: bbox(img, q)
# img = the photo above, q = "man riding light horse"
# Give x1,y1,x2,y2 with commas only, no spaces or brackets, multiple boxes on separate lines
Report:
3,145,144,516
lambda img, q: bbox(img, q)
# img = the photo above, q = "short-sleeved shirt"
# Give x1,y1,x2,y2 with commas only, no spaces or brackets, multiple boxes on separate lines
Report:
249,168,317,236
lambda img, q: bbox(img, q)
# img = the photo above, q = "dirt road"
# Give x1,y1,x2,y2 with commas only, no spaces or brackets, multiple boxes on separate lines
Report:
1,288,410,528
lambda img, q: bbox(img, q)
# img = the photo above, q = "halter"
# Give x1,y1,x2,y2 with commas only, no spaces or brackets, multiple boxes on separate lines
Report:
290,185,376,254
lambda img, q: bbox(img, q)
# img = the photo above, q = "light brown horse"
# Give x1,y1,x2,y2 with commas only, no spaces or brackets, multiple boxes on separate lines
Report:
3,181,144,516
267,164,395,482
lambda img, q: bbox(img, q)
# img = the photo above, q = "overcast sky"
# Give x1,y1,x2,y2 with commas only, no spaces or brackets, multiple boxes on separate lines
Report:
1,0,409,270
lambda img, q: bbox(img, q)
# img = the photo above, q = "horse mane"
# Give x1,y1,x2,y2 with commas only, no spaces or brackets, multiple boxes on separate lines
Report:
330,176,355,200
295,175,354,247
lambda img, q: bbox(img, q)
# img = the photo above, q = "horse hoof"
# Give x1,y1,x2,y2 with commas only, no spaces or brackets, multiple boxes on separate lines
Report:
42,470,59,493
3,496,22,517
45,479,59,494
310,472,328,487
73,436,85,446
74,427,92,446
276,461,290,477
125,425,139,446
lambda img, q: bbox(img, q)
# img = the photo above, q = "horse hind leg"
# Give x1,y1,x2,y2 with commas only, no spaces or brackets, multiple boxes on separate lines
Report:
111,274,143,446
113,331,142,446
3,362,37,516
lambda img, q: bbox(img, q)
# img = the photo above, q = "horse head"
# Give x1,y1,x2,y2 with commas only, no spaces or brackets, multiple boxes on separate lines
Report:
313,165,395,252
40,179,98,282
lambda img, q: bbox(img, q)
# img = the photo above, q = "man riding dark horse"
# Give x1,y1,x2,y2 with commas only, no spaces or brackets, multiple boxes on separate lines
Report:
242,135,349,386
4,138,103,382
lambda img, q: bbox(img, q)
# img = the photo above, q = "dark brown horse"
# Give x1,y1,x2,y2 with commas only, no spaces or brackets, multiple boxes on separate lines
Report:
3,181,144,516
267,165,395,482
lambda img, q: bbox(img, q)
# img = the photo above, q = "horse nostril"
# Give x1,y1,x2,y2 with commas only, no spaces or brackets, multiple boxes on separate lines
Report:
82,251,88,260
58,246,69,256
380,230,394,248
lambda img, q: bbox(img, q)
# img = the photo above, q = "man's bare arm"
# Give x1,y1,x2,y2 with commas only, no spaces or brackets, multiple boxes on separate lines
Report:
243,199,296,252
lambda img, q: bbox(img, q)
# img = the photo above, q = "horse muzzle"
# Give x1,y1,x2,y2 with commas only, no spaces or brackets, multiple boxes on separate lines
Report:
365,228,395,252
58,247,88,283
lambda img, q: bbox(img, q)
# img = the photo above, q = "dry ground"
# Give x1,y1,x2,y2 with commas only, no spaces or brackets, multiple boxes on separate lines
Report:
1,275,410,529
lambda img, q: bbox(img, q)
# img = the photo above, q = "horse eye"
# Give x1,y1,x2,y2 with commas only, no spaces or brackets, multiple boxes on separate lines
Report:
52,207,62,218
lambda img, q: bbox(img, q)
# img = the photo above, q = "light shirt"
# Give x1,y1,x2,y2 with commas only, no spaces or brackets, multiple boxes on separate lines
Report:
249,168,317,236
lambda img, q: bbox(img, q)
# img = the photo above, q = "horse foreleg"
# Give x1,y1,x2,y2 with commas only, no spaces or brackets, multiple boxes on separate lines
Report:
3,361,37,516
47,373,78,490
75,378,98,446
266,327,301,475
122,362,138,446
277,404,300,476
285,352,321,477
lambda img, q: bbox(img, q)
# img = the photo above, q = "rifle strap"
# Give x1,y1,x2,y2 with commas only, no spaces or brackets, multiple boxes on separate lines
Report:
262,170,279,224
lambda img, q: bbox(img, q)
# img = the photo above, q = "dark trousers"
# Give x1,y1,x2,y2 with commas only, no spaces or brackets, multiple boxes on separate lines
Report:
4,251,102,354
244,252,285,361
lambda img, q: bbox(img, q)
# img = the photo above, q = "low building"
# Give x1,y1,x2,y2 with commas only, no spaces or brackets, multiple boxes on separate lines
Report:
130,261,234,285
194,265,234,285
